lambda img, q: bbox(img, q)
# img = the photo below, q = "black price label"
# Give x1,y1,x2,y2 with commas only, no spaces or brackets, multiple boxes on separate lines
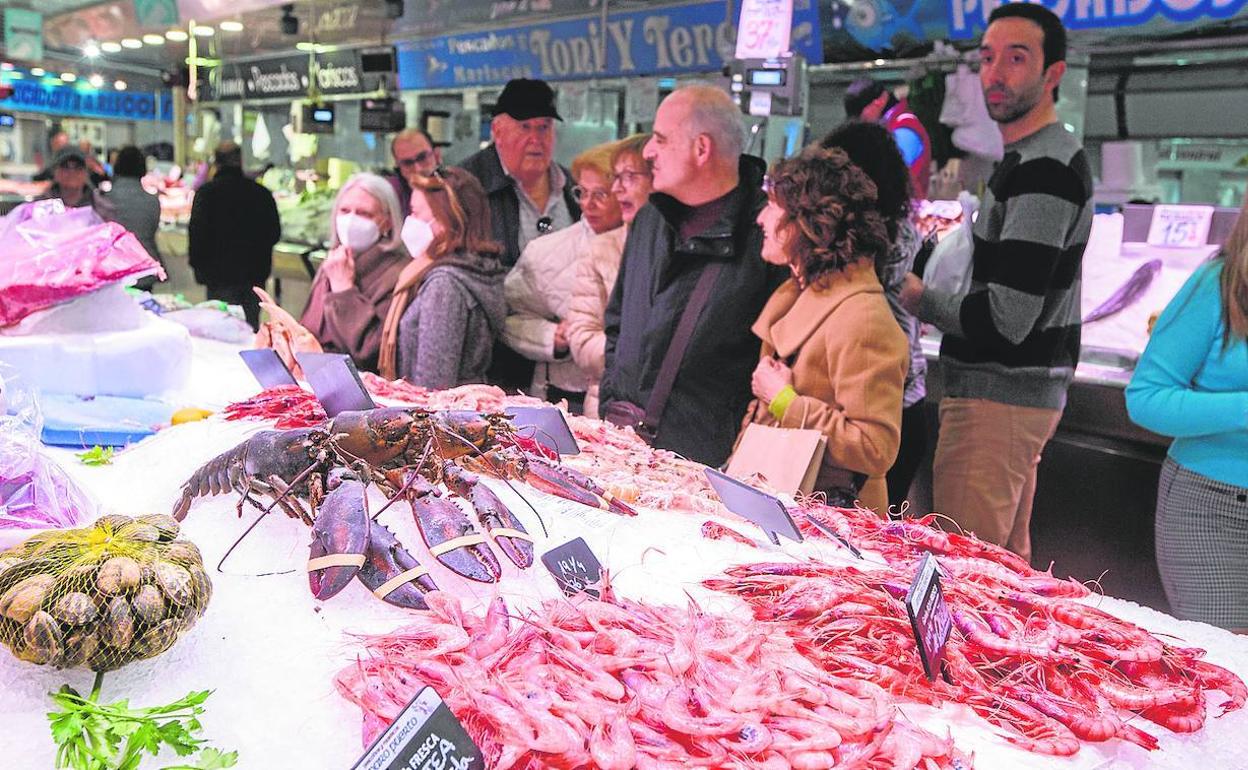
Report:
504,406,581,455
905,553,952,681
352,686,484,770
238,349,298,388
541,537,603,598
297,352,376,417
704,468,803,546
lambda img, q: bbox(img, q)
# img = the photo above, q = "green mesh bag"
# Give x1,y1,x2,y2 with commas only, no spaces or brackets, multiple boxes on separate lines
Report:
0,514,211,671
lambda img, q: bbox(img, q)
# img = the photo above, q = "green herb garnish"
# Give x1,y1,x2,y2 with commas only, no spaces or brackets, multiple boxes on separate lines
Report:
76,446,115,466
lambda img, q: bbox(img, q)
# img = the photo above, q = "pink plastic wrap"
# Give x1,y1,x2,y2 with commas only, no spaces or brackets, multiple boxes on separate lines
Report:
0,201,163,327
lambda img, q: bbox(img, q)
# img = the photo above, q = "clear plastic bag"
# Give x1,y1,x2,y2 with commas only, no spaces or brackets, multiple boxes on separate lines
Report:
0,365,97,550
922,191,979,298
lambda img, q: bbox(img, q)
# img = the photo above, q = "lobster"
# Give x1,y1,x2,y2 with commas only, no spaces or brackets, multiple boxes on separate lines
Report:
173,408,633,609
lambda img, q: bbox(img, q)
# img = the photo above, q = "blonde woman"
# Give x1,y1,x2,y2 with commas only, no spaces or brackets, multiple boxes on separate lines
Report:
566,134,653,418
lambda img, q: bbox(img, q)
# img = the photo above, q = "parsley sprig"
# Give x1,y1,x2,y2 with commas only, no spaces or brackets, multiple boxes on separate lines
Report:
75,446,116,466
47,673,238,770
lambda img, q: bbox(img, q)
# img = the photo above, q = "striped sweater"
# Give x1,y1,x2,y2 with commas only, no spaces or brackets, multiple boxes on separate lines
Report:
919,122,1093,410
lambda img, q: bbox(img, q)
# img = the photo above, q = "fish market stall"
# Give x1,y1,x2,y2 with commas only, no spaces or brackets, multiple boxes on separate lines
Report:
2,345,1248,768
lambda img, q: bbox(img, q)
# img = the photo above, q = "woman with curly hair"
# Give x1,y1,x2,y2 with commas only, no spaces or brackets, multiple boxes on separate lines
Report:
742,145,909,512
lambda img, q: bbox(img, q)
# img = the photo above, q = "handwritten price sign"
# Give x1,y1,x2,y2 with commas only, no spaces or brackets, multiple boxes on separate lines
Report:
1146,204,1215,249
735,0,794,59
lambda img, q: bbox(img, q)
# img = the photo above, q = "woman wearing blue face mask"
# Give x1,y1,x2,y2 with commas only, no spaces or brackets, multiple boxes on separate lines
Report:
378,167,507,388
299,172,409,373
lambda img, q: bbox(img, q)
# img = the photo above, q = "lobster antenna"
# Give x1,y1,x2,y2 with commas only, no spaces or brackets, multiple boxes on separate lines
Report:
215,458,322,574
371,442,435,521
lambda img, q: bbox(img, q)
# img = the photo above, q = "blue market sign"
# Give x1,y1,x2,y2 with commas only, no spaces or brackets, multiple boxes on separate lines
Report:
4,79,172,122
397,0,822,89
948,0,1248,37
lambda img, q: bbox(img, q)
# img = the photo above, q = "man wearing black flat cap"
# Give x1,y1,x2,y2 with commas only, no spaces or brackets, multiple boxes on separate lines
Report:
459,78,581,269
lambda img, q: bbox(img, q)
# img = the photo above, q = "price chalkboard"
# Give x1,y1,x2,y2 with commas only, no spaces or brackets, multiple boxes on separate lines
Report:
297,352,376,417
505,406,580,455
905,553,952,681
238,349,298,389
704,468,803,545
351,686,484,770
541,537,603,598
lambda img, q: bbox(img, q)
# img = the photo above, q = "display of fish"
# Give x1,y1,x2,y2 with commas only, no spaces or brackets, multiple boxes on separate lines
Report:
1083,259,1163,324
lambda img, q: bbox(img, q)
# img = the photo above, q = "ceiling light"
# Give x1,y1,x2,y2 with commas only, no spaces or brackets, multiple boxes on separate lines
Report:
166,29,189,42
101,42,122,53
219,20,244,32
83,41,101,58
143,34,165,45
31,67,45,76
192,25,215,37
61,72,77,82
0,62,13,71
121,38,143,49
88,73,104,88
114,80,128,91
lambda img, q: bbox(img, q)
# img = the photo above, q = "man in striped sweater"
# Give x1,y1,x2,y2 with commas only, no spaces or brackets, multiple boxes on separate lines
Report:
900,3,1092,563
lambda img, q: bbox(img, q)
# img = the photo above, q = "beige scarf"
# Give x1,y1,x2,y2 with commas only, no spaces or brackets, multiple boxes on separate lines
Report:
377,252,437,381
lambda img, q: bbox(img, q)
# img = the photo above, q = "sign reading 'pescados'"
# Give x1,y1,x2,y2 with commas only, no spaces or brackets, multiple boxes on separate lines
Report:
205,51,376,101
6,80,171,122
397,0,821,89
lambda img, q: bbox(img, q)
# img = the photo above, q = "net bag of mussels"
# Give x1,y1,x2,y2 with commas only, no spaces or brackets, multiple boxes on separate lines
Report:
0,514,210,671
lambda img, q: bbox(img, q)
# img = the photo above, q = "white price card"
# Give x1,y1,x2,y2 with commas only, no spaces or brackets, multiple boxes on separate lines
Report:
1146,204,1215,249
735,0,794,60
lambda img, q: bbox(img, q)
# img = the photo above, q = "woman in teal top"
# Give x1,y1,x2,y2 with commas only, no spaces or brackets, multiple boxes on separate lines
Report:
1126,200,1248,632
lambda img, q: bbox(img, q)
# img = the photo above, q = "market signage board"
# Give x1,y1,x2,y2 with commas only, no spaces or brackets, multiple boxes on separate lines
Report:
296,352,376,417
395,0,822,89
948,0,1248,38
352,686,484,770
541,537,603,598
1146,204,1215,249
3,8,43,62
905,553,951,681
504,406,580,455
704,468,802,545
2,80,172,122
204,51,381,102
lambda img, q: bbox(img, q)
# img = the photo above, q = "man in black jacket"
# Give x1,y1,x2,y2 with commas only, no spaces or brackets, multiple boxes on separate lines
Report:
188,142,281,330
458,78,580,268
600,85,787,467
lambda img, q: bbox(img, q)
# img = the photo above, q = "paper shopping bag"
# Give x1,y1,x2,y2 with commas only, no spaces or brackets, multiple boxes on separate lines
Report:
726,423,827,496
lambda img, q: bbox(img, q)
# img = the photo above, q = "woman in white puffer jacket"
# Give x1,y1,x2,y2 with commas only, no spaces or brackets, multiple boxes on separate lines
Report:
503,141,624,412
566,135,652,418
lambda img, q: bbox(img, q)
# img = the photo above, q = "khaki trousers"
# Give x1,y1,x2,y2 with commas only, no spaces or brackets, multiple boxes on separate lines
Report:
932,397,1062,564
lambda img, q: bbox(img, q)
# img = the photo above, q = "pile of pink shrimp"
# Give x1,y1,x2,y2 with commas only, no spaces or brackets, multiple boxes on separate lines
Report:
335,589,972,770
705,552,1247,757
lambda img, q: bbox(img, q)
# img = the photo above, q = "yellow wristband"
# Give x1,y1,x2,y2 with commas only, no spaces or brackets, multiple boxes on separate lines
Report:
769,385,798,421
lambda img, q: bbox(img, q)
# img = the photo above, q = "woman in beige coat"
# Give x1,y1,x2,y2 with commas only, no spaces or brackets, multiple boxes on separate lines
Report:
565,134,653,418
745,146,908,514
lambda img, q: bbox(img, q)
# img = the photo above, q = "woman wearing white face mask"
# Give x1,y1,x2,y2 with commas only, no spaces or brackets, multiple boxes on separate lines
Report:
378,167,507,388
298,173,409,372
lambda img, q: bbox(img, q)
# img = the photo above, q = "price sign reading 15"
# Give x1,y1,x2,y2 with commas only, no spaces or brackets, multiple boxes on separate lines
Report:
1146,204,1215,249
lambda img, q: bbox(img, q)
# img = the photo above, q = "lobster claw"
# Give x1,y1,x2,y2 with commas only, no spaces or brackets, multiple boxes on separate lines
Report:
307,470,370,600
441,462,534,569
356,522,438,609
406,474,502,583
522,456,638,516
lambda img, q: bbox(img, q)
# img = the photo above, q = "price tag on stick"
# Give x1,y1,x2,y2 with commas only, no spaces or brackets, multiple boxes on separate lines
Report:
704,468,803,545
351,686,484,770
296,352,376,417
541,537,603,598
504,406,580,455
238,349,298,388
905,553,952,681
